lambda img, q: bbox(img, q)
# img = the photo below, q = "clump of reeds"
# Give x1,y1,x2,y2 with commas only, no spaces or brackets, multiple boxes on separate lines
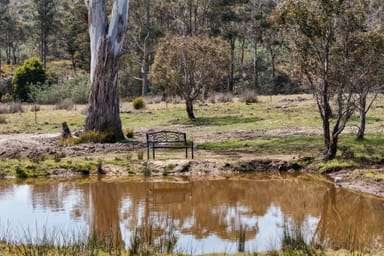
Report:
281,222,317,255
129,218,178,255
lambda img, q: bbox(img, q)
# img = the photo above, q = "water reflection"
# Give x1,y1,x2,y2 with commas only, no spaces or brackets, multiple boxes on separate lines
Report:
0,174,383,253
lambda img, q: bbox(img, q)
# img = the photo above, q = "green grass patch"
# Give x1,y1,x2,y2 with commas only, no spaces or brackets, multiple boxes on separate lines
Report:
311,159,359,174
197,136,324,156
0,157,100,178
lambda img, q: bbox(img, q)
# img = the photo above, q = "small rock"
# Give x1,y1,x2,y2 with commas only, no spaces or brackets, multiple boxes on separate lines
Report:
334,176,342,182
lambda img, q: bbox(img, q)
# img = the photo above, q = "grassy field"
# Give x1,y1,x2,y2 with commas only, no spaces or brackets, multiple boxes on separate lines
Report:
1,94,383,135
0,94,384,176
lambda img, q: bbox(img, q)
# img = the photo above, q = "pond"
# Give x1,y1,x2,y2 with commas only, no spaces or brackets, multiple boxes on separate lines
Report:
0,174,383,254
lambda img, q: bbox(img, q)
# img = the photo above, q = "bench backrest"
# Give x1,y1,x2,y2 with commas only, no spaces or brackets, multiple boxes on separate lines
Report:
146,131,186,143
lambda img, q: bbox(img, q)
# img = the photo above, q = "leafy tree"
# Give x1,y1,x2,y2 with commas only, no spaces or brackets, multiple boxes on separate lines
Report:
208,0,246,92
150,35,229,120
84,0,129,141
348,31,384,139
32,0,58,68
12,57,48,102
280,0,369,160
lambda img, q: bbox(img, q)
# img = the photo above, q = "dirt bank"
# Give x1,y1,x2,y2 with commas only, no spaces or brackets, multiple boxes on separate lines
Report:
0,132,382,198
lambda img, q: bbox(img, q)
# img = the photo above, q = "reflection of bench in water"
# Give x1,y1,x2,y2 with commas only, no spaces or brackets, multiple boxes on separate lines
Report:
148,182,192,204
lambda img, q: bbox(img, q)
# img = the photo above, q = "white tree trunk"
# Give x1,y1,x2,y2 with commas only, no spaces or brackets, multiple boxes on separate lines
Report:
84,0,129,141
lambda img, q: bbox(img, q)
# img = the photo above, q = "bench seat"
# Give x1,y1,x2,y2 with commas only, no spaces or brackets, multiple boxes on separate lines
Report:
146,130,194,159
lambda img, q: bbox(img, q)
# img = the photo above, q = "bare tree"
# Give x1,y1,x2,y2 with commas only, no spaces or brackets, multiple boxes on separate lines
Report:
348,31,384,139
84,0,129,141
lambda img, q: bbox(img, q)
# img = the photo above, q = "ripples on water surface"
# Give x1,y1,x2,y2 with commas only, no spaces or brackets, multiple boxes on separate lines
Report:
0,174,383,254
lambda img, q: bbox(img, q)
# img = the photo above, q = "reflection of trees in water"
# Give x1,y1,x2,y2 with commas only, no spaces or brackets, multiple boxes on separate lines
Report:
313,184,384,251
2,176,383,251
30,182,85,213
0,183,15,200
89,181,123,248
117,178,384,250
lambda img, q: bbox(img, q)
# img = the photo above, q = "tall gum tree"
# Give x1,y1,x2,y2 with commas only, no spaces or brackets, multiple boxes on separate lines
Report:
84,0,129,141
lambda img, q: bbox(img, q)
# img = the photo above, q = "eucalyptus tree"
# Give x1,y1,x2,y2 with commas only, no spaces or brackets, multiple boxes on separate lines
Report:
0,0,8,69
64,0,89,73
0,0,25,66
348,31,384,139
32,0,58,68
124,0,160,97
243,0,271,92
280,0,369,160
84,0,129,141
150,35,229,120
208,0,247,92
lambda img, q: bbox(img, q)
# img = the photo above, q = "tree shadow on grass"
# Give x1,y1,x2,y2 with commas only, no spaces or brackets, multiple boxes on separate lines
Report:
171,116,263,126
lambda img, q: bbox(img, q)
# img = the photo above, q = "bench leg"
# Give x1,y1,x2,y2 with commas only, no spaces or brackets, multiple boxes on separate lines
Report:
191,145,194,159
147,146,150,160
153,148,155,160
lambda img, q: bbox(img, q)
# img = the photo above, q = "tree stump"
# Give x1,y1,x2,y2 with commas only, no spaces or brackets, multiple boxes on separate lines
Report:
61,122,72,139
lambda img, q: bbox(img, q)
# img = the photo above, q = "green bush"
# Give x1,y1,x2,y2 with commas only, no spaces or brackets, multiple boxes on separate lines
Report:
12,57,48,102
132,96,145,110
0,93,13,102
60,128,118,144
124,128,134,138
15,166,28,179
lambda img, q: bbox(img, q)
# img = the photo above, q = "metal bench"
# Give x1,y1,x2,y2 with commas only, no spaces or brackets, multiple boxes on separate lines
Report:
146,130,194,160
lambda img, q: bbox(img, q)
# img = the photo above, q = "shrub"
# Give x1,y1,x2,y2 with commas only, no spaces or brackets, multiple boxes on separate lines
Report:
239,89,258,104
15,166,28,179
30,74,88,104
0,77,14,101
61,128,118,144
132,96,145,110
56,98,74,110
0,93,13,103
97,160,106,175
124,128,134,138
77,131,108,143
143,167,151,176
12,57,48,102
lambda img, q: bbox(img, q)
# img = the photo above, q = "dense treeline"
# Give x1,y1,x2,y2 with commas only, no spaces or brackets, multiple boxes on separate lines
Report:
0,0,383,158
0,0,382,99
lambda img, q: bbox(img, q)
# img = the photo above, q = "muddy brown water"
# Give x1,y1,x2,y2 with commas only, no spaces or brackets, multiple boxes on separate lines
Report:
0,174,383,254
